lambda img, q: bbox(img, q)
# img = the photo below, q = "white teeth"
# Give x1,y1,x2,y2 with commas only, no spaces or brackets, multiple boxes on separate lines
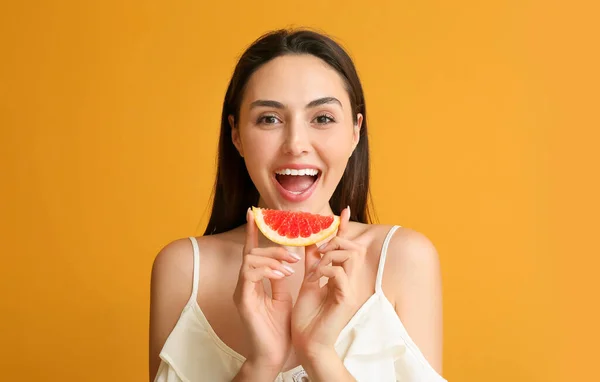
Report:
275,168,319,176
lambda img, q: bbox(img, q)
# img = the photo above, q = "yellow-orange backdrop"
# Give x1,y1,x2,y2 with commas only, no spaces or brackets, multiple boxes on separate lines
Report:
1,1,598,381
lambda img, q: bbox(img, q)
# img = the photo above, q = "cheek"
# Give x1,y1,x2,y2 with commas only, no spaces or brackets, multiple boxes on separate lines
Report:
316,132,354,165
241,131,277,168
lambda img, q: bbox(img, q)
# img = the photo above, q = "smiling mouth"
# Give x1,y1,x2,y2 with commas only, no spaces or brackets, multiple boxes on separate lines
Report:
274,169,320,195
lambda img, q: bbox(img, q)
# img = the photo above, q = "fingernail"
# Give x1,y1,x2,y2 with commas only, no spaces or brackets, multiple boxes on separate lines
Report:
288,251,301,261
282,265,295,274
246,207,251,222
318,242,327,251
347,205,351,216
272,270,285,277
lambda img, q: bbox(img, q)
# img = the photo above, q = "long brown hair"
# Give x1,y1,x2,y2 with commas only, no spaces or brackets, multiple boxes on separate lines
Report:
203,28,375,235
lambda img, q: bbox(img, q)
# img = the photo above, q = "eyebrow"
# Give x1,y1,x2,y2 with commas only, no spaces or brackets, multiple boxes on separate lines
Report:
249,97,343,110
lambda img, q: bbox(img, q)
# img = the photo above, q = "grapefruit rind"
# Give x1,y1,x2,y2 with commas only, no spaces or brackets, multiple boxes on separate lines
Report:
252,207,340,247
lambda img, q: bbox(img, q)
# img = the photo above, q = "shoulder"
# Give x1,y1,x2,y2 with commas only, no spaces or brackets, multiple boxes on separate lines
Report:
150,236,200,334
150,232,240,296
349,222,440,271
380,225,444,373
151,237,195,286
385,226,442,283
149,233,240,378
149,237,196,379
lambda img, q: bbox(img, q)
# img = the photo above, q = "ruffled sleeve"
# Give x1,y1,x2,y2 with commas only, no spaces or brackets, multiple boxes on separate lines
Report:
335,294,447,382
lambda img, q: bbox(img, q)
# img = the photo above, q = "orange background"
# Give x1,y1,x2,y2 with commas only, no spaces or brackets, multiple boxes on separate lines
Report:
1,1,598,381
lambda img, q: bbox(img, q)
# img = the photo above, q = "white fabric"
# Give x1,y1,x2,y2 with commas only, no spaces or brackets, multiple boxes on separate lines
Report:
155,226,447,382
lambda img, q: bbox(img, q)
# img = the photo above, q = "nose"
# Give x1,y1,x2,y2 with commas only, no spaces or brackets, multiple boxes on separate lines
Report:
281,118,312,156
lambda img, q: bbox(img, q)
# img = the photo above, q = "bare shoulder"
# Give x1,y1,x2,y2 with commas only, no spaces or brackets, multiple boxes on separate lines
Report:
382,226,444,374
150,233,237,287
149,233,240,311
385,226,442,283
149,237,197,379
151,237,195,291
347,222,438,268
151,230,241,284
148,233,238,380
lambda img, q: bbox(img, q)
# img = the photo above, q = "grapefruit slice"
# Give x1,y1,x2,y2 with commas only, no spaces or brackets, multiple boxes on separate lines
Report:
252,207,340,247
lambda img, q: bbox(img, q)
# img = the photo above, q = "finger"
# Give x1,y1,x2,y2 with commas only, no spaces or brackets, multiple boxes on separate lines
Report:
243,266,286,283
243,255,295,276
308,265,350,293
270,278,293,303
318,235,361,254
303,244,323,286
244,207,258,254
249,247,301,263
310,250,356,275
336,206,351,238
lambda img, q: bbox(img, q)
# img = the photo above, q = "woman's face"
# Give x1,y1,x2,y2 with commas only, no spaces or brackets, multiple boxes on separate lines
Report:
231,54,362,215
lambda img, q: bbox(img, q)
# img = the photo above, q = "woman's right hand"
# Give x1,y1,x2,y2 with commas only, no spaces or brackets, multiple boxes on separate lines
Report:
232,208,299,377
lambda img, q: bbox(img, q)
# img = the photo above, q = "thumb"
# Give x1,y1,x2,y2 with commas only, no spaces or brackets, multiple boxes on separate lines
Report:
243,207,258,254
336,206,351,239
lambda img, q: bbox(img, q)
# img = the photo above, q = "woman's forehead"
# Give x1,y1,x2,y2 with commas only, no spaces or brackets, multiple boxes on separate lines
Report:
241,55,350,109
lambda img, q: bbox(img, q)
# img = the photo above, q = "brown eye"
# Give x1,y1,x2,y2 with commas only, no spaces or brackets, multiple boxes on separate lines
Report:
257,115,281,125
314,114,335,125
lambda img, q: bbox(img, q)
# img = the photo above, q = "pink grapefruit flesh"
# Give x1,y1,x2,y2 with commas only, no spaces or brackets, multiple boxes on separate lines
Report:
252,207,340,246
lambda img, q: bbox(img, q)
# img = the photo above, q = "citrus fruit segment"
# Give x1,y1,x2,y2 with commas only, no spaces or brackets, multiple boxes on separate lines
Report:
252,207,340,247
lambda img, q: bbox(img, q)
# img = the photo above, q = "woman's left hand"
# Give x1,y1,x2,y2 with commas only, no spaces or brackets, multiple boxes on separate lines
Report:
291,206,366,364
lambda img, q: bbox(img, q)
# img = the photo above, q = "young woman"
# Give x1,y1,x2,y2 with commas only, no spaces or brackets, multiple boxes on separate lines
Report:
149,28,446,382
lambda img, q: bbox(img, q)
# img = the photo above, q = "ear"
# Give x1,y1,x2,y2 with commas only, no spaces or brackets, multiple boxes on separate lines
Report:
229,115,244,157
351,113,363,153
